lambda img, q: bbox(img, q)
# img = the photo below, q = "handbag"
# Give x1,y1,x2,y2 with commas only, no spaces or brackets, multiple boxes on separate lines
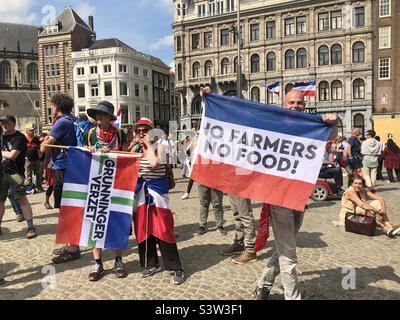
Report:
345,210,376,236
166,165,176,190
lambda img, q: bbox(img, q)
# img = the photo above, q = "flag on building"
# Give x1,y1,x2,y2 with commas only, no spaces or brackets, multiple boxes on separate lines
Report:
56,147,141,250
114,107,124,129
293,80,316,96
190,93,332,211
262,81,281,96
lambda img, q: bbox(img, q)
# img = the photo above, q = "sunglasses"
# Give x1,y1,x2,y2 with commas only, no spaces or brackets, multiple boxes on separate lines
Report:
136,129,149,134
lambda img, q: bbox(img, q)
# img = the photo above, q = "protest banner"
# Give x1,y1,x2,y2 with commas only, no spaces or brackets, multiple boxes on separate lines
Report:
56,147,140,250
190,93,332,211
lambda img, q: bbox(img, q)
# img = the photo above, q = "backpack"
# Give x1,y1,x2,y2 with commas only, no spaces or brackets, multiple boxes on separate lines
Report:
87,127,123,150
64,116,94,147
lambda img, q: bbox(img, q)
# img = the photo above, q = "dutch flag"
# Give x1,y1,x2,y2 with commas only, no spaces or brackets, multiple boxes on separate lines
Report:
293,80,316,97
261,81,281,96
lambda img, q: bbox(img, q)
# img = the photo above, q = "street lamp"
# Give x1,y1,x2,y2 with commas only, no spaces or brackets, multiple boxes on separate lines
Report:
229,1,241,99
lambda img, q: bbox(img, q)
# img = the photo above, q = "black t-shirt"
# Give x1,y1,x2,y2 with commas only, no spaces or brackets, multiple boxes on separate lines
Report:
26,136,41,161
1,131,27,175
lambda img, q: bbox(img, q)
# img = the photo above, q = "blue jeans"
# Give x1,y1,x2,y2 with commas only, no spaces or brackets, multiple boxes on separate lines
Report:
8,189,22,215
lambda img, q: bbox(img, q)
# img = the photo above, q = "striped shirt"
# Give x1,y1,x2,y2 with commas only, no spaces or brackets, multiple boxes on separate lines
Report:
139,158,167,180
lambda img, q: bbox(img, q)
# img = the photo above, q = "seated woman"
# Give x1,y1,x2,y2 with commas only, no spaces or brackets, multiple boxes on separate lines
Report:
339,177,400,237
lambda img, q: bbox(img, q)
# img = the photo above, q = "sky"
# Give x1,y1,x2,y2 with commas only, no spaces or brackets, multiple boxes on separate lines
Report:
0,0,175,68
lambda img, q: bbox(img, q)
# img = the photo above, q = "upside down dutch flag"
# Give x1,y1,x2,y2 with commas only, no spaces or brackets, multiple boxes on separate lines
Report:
56,148,141,250
190,94,332,211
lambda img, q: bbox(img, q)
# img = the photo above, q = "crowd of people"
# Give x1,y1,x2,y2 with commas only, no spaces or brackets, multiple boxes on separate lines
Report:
1,87,400,299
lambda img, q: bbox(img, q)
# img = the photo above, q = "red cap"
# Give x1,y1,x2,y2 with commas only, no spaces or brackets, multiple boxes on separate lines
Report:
133,118,155,131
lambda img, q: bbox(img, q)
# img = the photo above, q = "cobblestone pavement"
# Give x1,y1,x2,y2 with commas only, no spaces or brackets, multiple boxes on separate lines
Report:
1,170,400,300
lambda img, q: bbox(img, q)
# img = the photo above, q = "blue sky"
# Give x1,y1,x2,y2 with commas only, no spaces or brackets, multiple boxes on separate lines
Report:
0,0,175,67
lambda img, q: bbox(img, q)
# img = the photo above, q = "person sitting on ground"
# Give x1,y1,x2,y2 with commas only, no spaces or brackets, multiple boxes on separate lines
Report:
339,176,400,237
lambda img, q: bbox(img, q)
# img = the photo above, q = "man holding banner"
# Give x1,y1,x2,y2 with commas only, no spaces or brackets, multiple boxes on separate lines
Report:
193,87,337,300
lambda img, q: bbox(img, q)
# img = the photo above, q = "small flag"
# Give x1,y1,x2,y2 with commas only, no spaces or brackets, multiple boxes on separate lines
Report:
262,81,281,96
114,107,123,129
293,80,316,97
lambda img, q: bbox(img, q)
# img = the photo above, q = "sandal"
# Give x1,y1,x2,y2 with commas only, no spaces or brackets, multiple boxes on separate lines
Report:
44,203,53,210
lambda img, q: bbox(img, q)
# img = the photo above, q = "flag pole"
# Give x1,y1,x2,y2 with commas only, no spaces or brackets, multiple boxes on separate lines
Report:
45,145,143,157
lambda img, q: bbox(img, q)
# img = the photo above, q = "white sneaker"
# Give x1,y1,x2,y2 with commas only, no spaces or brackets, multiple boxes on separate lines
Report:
181,193,190,200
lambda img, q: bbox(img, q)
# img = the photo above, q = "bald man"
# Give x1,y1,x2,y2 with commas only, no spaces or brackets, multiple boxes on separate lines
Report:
255,90,338,300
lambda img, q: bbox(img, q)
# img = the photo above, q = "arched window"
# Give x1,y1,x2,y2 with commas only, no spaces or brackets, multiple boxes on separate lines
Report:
191,95,202,115
331,80,343,100
331,44,342,65
285,83,294,94
0,61,11,84
285,49,295,69
27,63,38,84
204,60,213,77
251,86,260,102
233,56,243,74
354,114,365,137
337,118,344,137
192,62,200,78
319,81,330,101
353,42,365,63
266,52,276,71
318,45,329,66
353,78,365,99
296,48,307,68
267,90,278,104
251,54,260,73
221,58,230,75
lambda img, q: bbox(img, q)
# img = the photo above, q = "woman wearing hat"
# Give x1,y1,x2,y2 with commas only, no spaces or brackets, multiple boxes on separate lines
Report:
132,118,185,285
84,101,129,282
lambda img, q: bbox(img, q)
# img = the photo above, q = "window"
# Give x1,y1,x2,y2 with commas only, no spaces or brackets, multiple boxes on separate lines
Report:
251,87,260,102
77,67,85,76
136,106,141,121
209,0,216,15
319,81,329,101
205,60,213,76
177,4,181,16
233,56,242,73
176,36,182,52
250,24,260,41
296,48,307,68
143,69,148,78
380,0,391,17
198,4,206,17
192,33,200,50
285,50,295,69
104,82,112,96
0,61,11,84
204,31,213,48
192,62,200,78
331,11,342,29
251,54,260,73
27,63,38,84
77,84,85,98
120,82,128,96
221,58,230,75
266,52,276,71
182,3,186,15
331,80,342,100
379,58,390,79
134,67,139,75
144,85,149,99
44,45,59,57
353,42,365,63
220,29,229,46
319,13,329,31
216,0,224,14
233,26,243,44
319,45,329,66
296,16,306,34
90,66,98,74
121,105,129,124
354,7,365,27
103,65,111,73
226,0,234,12
354,114,365,136
135,84,140,97
78,106,86,117
177,64,183,81
192,95,202,115
285,18,295,36
379,26,391,48
353,79,365,99
331,44,342,65
266,21,276,39
119,64,127,73
267,90,278,104
91,83,99,97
